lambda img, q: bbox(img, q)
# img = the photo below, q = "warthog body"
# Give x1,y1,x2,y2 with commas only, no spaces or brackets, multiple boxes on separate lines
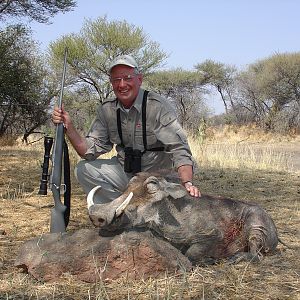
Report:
88,172,278,264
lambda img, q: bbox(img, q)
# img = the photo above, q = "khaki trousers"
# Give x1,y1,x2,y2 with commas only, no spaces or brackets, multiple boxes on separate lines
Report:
75,156,130,204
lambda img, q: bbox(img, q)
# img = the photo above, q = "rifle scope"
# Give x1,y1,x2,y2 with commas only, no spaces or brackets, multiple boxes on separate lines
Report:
38,136,53,195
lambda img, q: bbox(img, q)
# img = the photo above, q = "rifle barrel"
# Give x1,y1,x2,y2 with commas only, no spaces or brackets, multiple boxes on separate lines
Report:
57,48,68,109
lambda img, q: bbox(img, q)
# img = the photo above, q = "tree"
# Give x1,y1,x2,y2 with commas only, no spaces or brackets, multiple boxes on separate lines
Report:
236,52,300,132
0,0,76,24
145,69,211,132
48,16,168,125
195,60,237,115
0,25,55,140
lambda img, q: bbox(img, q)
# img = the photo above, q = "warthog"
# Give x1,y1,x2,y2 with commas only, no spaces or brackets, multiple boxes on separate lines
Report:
87,172,279,265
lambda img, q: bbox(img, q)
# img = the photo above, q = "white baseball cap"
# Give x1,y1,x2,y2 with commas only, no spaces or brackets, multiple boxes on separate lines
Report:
109,55,139,73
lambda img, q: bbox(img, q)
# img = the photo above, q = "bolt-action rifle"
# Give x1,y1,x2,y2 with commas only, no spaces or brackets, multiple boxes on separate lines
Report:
38,48,71,233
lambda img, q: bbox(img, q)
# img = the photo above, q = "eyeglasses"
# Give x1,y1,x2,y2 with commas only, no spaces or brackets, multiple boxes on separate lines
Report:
110,74,136,85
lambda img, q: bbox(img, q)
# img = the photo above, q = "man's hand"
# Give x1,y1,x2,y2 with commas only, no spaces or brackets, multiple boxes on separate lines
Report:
178,165,201,198
184,181,201,198
51,105,88,157
52,105,72,130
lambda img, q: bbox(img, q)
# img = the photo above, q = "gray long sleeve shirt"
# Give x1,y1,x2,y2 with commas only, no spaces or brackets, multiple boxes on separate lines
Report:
83,88,194,172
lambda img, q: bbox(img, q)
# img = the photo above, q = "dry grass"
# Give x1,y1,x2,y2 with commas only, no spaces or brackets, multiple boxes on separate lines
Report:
0,129,299,299
190,124,300,174
190,141,297,174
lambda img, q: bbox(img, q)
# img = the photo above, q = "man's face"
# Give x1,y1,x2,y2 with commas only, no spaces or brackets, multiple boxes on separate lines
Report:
110,65,143,108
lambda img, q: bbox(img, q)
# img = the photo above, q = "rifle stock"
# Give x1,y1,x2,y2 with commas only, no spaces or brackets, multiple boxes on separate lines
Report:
50,48,69,233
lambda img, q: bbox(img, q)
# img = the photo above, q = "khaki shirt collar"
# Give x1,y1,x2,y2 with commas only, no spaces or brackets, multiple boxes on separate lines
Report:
116,88,145,113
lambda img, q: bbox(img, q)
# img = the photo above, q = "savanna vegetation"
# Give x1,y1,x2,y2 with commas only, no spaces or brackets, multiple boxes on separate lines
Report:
0,2,299,299
1,10,300,140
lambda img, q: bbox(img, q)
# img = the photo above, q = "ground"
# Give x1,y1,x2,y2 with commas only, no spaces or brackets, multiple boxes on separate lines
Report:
0,140,299,299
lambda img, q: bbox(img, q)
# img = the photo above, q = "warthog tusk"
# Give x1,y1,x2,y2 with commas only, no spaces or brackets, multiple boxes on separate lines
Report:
115,192,133,216
87,186,101,209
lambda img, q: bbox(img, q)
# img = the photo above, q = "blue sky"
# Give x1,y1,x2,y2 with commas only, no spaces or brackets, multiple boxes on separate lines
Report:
26,0,300,113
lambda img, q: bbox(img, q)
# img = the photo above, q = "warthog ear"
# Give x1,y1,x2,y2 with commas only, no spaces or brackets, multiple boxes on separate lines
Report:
165,184,187,199
143,175,187,202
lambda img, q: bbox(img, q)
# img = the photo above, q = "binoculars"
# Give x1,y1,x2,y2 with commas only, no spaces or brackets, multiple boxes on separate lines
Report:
38,136,53,195
124,147,142,174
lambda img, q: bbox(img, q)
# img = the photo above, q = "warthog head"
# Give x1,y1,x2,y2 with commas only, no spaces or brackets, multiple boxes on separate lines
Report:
87,172,187,229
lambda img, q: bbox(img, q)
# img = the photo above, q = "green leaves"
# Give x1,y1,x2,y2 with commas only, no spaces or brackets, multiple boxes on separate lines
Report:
0,25,53,138
0,0,76,24
236,53,300,131
49,16,168,102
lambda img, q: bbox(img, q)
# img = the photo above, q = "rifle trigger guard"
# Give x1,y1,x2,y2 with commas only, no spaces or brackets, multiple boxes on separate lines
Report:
52,183,66,194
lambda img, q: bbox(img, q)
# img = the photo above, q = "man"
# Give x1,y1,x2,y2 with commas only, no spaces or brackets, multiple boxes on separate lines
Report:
52,55,200,202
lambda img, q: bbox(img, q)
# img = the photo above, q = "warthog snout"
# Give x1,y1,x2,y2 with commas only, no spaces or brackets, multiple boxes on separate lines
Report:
87,185,133,227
